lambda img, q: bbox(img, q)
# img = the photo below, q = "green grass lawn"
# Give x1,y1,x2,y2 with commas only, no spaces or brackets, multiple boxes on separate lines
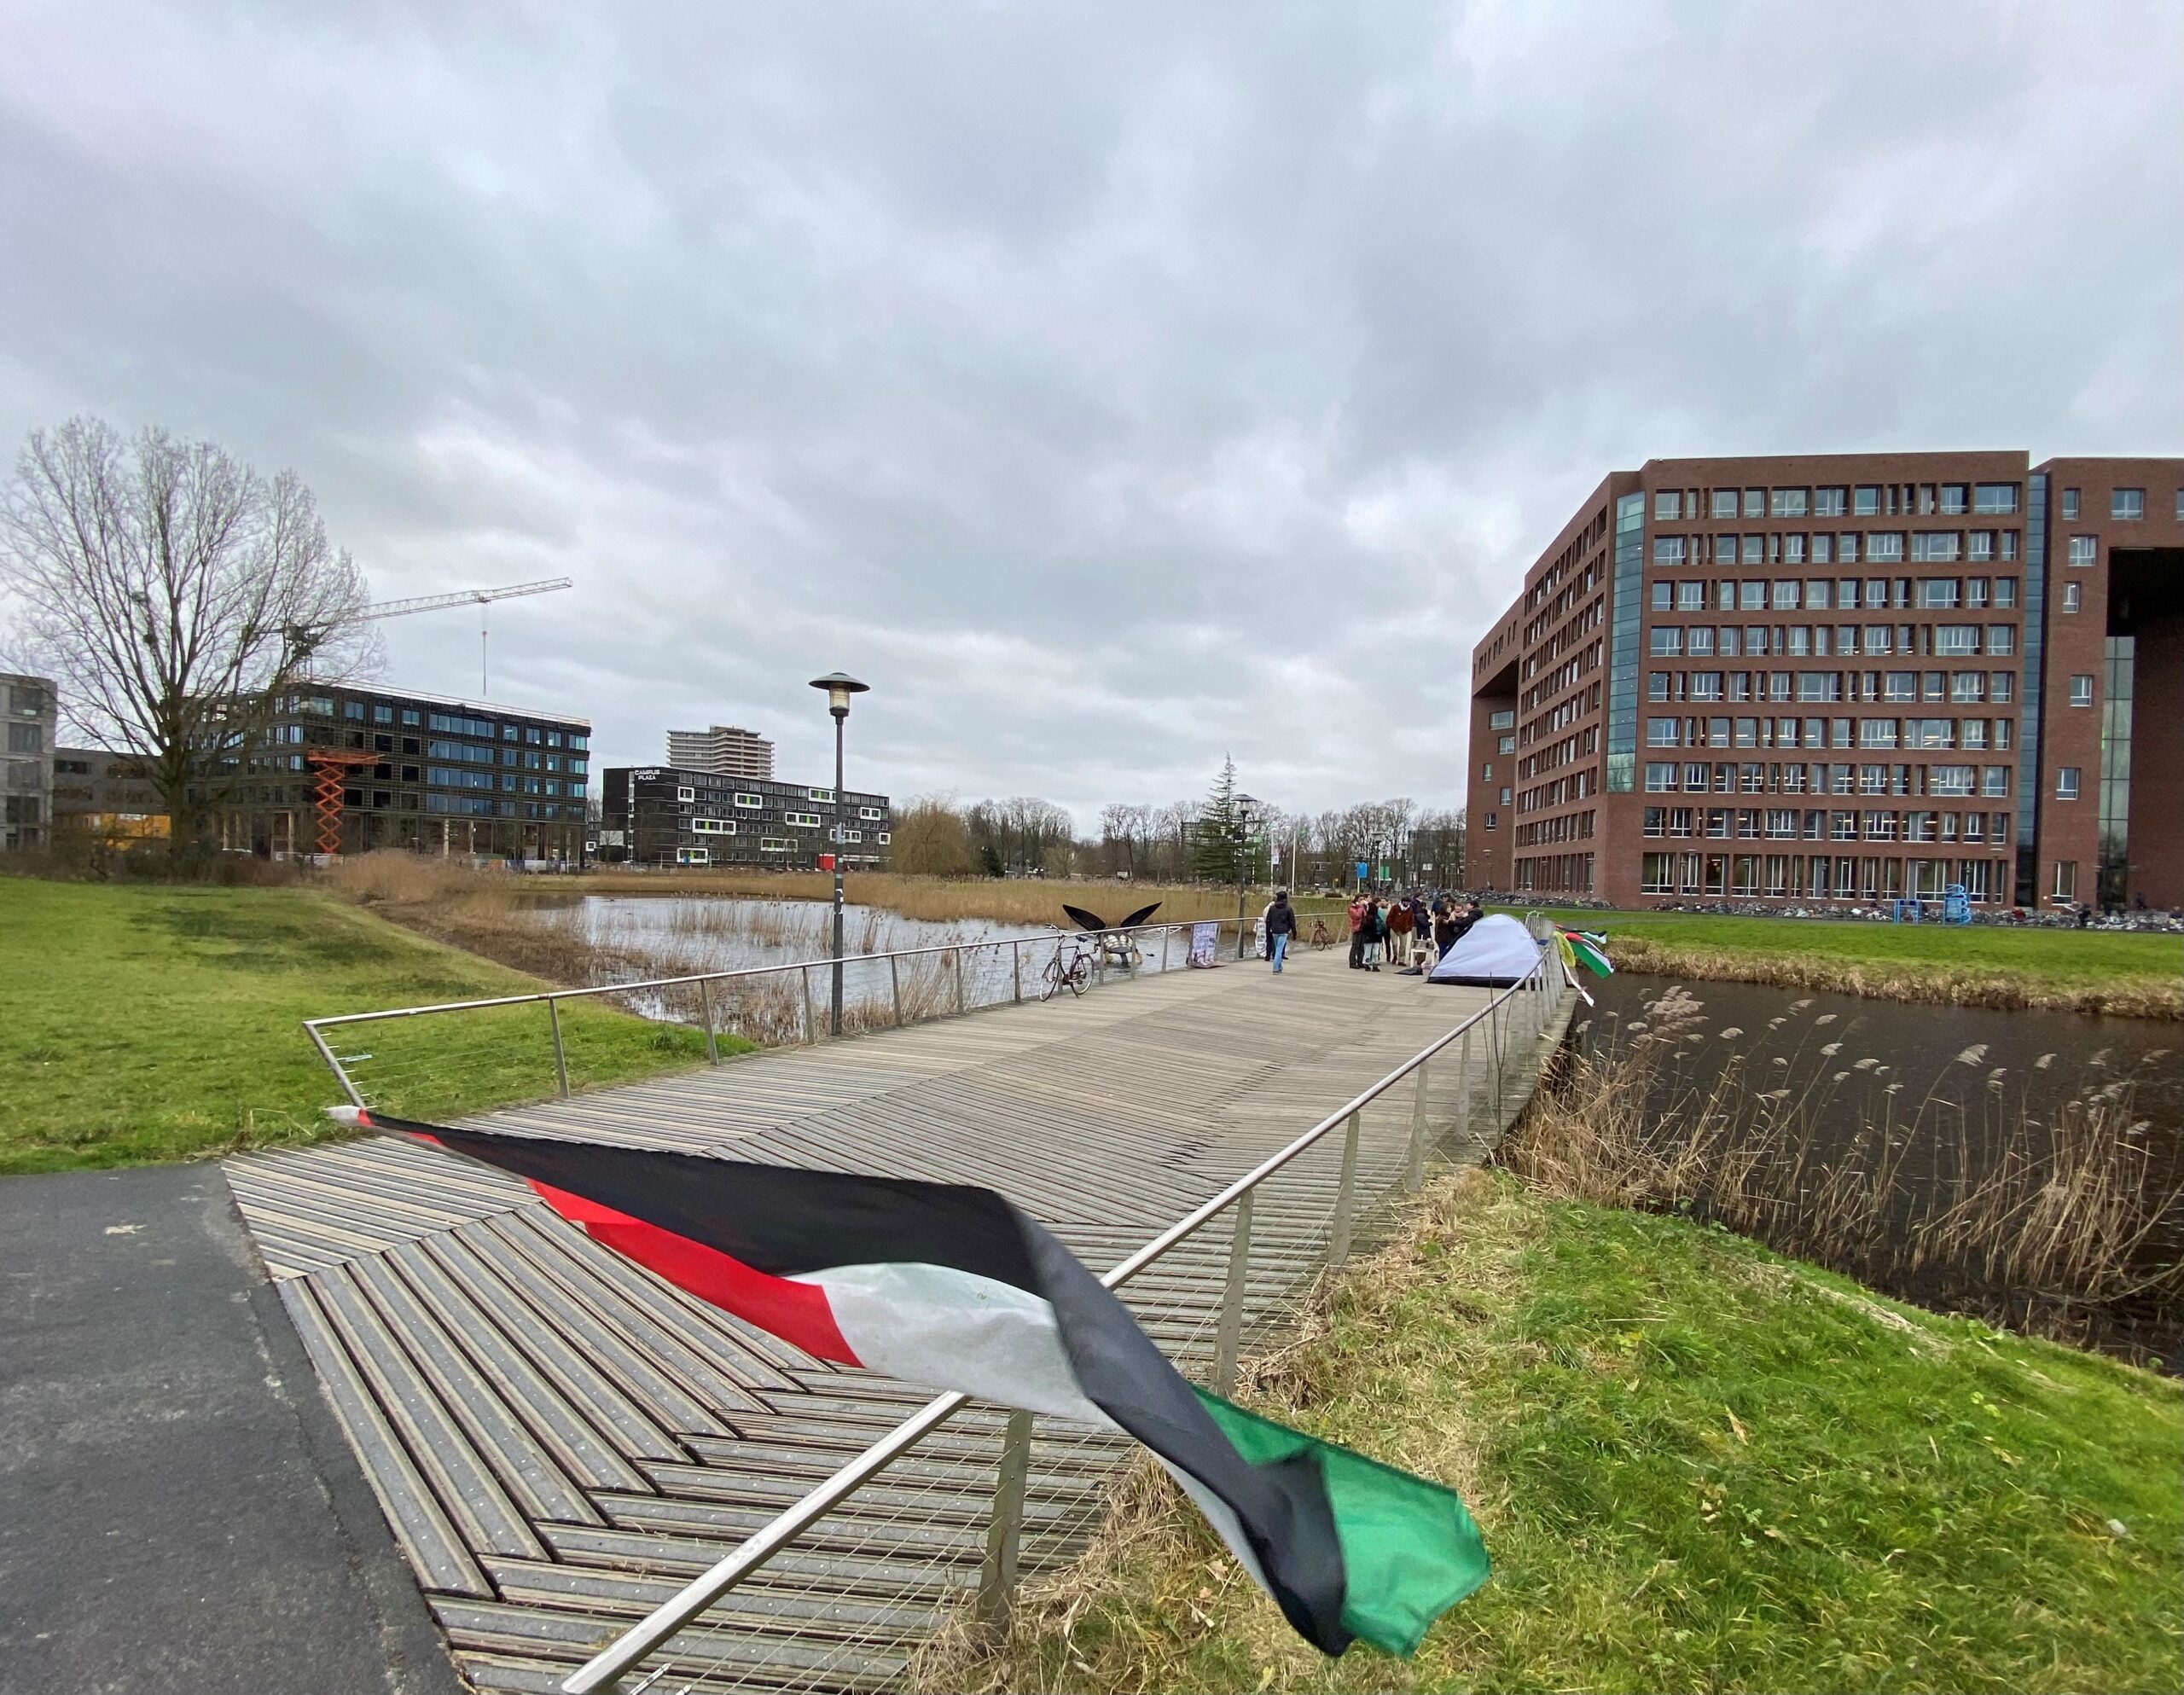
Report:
0,878,730,1175
959,1170,2182,1695
1498,905,2181,1012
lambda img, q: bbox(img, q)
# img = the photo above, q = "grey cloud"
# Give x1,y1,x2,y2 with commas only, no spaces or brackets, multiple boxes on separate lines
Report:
3,0,2178,822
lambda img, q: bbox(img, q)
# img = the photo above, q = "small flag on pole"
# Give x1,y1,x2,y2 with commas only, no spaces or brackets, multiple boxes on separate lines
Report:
336,1109,1490,1656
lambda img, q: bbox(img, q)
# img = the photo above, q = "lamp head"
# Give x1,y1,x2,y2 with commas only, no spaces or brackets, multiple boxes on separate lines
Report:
808,671,870,718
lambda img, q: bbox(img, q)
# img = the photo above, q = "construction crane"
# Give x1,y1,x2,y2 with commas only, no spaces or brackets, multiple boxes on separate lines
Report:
361,576,574,697
296,576,572,857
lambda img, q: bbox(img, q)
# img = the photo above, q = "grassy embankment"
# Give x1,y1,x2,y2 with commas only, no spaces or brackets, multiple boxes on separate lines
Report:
941,1168,2182,1695
0,878,725,1175
1507,906,2181,1019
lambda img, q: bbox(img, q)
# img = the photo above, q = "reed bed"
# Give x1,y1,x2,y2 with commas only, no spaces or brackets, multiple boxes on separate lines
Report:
571,868,1287,925
1501,985,2183,1362
1607,933,2183,1019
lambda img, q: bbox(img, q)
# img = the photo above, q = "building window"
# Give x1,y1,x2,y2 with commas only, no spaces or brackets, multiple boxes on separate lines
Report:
2055,767,2080,799
676,786,695,803
1910,532,1960,562
785,811,822,827
808,787,832,802
1939,485,1968,515
858,805,884,820
877,832,892,845
2069,675,2094,706
1984,625,2015,656
1917,578,1959,608
760,836,792,853
2067,536,2097,566
1815,487,1847,517
1489,709,1514,729
2061,582,2082,613
1654,492,1681,520
1853,486,1880,516
1972,483,2018,514
1710,490,1737,519
1483,813,1497,829
2061,488,2080,520
2110,488,2143,520
734,792,762,808
1769,488,1809,518
1741,489,1764,518
1866,532,1904,562
1498,734,1515,753
2052,860,2077,900
1652,537,1686,565
691,818,737,835
6,722,43,754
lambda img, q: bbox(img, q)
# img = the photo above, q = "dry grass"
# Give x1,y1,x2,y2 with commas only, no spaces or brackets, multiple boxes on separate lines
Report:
1500,984,2184,1359
1607,932,2183,1019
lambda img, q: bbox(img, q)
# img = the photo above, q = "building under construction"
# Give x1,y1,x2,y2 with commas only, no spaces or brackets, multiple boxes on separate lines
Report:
210,682,590,862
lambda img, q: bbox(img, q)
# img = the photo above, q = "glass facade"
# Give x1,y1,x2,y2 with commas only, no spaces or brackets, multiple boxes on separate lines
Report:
2013,472,2047,903
2098,635,2134,906
1605,492,1646,792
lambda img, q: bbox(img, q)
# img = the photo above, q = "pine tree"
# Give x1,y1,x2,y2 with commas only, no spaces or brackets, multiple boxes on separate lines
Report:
1191,756,1246,883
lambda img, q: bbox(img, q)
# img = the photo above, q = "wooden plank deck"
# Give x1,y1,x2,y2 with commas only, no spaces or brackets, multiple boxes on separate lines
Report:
228,944,1533,1692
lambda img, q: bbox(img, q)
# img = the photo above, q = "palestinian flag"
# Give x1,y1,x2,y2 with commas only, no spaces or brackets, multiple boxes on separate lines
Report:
1560,928,1614,978
334,1108,1489,1657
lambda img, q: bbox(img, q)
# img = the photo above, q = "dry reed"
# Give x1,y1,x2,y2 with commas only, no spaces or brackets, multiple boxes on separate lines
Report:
572,868,1284,926
1500,986,2183,1360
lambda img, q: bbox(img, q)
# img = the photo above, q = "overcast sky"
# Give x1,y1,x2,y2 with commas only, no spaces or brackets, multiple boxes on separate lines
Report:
3,3,2178,826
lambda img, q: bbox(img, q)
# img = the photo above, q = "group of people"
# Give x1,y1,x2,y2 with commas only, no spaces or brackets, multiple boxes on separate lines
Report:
1344,891,1482,973
1256,888,1484,975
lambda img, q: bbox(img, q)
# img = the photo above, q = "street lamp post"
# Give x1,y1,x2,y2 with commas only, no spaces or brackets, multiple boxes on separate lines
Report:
808,671,870,1036
1233,793,1258,959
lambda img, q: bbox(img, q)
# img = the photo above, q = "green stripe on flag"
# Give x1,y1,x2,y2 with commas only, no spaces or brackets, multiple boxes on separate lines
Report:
1192,1387,1490,1656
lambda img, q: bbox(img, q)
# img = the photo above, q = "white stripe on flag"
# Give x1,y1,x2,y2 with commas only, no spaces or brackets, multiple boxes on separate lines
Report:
795,1261,1113,1426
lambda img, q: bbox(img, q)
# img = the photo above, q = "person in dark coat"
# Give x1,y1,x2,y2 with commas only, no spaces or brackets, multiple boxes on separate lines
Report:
1263,890,1298,973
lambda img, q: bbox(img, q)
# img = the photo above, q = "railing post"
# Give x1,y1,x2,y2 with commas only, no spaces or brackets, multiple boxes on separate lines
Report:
1406,1060,1430,1191
953,949,967,1016
1213,1188,1254,1396
890,954,903,1028
548,997,570,1099
976,1409,1034,1631
1011,940,1022,1003
1160,926,1170,972
1489,996,1505,1126
698,978,720,1067
802,966,818,1044
1329,1110,1361,1267
1456,1027,1472,1145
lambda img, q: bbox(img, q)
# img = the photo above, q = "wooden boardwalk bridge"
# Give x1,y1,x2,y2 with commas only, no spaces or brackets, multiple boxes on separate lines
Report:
226,943,1561,1693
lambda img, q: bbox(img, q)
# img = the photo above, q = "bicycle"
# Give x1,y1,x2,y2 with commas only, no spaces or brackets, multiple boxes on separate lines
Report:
1039,935,1096,1001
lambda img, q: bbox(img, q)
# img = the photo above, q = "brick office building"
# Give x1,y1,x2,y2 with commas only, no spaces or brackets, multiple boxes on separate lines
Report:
1467,453,2183,911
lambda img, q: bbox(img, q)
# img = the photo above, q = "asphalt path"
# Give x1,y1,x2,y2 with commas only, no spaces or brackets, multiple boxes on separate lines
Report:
0,1164,462,1695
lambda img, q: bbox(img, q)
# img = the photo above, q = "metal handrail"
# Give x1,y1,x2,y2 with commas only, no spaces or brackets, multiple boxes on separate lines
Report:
559,919,1566,1693
301,914,1265,1108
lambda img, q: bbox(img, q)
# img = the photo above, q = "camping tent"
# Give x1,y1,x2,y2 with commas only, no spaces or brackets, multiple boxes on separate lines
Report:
1427,913,1542,987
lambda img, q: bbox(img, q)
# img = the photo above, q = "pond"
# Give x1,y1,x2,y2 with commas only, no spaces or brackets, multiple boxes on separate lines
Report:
519,895,1222,1029
1563,972,2182,1368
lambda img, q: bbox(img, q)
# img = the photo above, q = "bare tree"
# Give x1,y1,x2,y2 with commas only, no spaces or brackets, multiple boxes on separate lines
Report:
889,794,979,875
0,417,375,850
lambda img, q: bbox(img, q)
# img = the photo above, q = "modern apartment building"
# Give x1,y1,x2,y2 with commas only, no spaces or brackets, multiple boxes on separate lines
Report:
602,766,890,869
665,724,775,781
210,682,591,862
2,672,56,851
50,747,167,845
1468,453,2183,911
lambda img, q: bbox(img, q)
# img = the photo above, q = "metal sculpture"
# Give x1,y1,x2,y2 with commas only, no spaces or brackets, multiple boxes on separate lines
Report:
1060,902,1162,972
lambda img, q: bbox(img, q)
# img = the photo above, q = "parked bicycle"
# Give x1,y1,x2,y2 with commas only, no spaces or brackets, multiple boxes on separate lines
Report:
1039,934,1097,1001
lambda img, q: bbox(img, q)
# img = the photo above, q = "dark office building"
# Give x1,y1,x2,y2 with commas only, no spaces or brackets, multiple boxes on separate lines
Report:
212,683,591,862
602,766,891,869
1467,452,2183,911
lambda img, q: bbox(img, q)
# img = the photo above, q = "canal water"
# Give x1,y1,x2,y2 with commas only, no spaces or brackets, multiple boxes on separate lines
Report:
519,895,1216,1024
1569,972,2182,1367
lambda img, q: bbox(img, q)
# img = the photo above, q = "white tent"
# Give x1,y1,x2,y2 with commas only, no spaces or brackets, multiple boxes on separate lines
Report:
1428,913,1542,987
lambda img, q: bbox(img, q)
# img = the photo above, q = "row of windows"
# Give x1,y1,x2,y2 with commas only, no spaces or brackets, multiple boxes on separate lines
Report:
1641,761,2007,797
1653,531,2018,567
667,783,884,819
1644,807,2013,841
1650,624,2016,659
424,767,584,797
1639,852,2007,900
1650,576,2018,612
1653,670,2017,704
2057,488,2175,522
421,793,581,819
1647,715,2016,752
688,817,892,843
1653,483,2022,522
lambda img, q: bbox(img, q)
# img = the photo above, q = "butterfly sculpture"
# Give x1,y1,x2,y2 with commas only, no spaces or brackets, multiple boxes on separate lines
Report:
1061,901,1163,935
